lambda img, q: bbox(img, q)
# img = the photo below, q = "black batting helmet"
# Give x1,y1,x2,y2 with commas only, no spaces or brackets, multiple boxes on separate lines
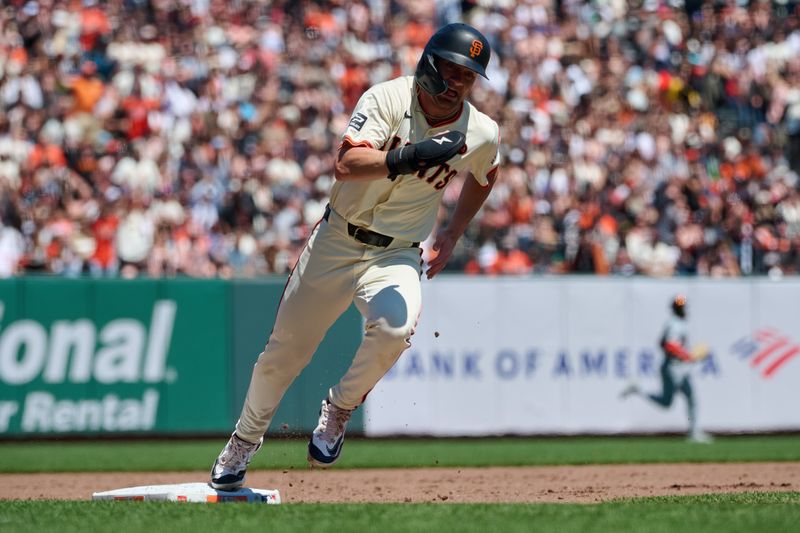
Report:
415,23,491,96
671,294,687,317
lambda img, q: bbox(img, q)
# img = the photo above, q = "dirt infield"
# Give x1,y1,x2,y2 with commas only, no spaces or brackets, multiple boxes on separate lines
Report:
2,463,799,503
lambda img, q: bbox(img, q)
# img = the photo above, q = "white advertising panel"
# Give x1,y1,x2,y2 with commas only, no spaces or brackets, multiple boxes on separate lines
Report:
364,277,800,436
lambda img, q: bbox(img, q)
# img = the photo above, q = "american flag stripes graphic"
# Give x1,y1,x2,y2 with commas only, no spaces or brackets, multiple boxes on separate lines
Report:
732,328,800,378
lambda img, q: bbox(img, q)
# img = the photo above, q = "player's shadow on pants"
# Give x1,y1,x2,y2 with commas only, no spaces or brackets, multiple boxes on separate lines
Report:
363,285,409,328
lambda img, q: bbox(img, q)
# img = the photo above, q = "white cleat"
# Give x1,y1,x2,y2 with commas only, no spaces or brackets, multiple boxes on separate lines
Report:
210,433,263,491
687,431,714,444
307,398,353,468
619,383,640,399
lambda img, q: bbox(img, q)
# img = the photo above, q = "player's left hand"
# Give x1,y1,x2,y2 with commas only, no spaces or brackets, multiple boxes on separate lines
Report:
426,230,458,279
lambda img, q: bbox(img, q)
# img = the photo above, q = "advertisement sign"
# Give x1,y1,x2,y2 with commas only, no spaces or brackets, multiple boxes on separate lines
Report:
0,278,230,435
364,278,800,436
0,277,365,437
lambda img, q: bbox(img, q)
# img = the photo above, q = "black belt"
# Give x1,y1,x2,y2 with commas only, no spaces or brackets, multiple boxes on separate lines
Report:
324,205,419,248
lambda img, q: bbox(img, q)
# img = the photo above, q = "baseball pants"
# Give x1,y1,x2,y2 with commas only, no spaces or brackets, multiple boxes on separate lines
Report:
234,206,422,443
647,357,698,435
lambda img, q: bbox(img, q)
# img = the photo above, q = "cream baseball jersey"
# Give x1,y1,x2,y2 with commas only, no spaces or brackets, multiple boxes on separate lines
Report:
329,76,500,243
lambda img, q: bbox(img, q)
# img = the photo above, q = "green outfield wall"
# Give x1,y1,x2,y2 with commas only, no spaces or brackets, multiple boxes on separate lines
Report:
0,277,363,437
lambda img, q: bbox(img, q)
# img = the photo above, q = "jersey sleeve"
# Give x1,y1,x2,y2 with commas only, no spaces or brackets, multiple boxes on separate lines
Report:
469,121,501,186
341,83,399,150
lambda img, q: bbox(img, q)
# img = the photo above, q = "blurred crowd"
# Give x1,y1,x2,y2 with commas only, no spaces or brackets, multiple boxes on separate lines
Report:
1,0,799,279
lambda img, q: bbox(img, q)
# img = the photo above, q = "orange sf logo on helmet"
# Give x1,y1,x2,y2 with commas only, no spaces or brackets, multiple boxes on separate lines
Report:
469,39,483,58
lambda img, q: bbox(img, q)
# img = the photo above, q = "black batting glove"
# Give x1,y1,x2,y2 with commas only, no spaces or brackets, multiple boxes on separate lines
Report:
386,131,466,181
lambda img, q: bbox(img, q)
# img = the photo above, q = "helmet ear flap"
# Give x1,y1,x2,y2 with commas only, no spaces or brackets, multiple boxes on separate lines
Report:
415,52,448,96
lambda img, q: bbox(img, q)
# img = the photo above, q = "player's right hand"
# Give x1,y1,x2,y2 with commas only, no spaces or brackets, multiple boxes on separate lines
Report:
426,229,458,279
386,131,466,180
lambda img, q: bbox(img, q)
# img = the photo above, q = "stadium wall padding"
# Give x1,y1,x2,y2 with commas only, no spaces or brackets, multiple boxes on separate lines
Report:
365,277,800,436
0,277,363,437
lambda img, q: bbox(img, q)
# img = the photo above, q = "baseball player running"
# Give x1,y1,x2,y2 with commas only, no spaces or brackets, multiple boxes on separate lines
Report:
211,23,501,490
620,295,713,443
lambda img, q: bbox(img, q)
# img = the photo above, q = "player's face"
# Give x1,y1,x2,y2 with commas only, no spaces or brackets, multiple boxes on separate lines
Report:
432,59,477,109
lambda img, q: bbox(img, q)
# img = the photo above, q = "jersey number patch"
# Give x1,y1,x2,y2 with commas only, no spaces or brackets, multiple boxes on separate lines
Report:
348,112,368,131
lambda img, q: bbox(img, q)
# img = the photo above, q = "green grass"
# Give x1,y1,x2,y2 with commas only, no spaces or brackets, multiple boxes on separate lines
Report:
1,493,798,533
1,435,800,473
2,437,798,531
